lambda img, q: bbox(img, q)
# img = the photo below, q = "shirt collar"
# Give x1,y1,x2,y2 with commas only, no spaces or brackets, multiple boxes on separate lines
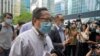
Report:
53,24,65,30
54,24,60,30
32,26,40,36
32,26,47,41
32,26,45,37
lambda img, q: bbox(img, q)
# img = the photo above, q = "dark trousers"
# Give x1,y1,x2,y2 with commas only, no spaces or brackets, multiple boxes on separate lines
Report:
76,42,89,56
64,45,76,56
0,49,10,56
57,50,65,56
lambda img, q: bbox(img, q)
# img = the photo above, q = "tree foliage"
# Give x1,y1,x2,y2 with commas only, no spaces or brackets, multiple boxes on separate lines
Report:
13,2,32,25
13,12,32,25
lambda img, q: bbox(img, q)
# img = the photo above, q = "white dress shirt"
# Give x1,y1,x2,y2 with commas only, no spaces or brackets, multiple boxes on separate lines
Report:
9,26,54,56
19,21,32,33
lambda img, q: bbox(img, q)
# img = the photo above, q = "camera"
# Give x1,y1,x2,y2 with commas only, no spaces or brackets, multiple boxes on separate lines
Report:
76,19,81,22
90,44,100,49
96,22,100,26
91,45,97,49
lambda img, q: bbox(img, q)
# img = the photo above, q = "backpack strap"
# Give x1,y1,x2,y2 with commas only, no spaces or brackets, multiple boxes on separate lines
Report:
0,24,2,31
11,26,16,40
11,26,14,32
0,24,14,32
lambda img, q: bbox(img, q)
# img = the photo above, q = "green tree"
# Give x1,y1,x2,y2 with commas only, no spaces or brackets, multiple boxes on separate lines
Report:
13,2,32,25
13,12,32,24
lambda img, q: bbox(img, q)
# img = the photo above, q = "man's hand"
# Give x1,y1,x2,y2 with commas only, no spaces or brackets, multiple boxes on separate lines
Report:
62,41,68,46
62,41,66,46
63,38,72,46
51,53,57,56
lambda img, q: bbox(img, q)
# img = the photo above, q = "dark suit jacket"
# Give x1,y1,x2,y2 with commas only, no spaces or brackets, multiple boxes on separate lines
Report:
48,26,64,56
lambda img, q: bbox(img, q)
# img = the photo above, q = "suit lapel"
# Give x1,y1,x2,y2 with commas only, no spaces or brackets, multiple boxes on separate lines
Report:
54,27,62,43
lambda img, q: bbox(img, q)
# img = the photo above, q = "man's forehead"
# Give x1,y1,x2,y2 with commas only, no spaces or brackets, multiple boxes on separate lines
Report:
40,11,51,18
57,15,64,19
41,11,50,15
6,14,11,17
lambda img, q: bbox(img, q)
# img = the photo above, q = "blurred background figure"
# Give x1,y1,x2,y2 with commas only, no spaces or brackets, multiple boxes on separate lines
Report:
19,21,32,34
15,21,25,35
0,13,15,56
95,21,100,43
48,14,67,56
86,44,100,56
89,21,98,42
77,24,90,56
64,23,78,56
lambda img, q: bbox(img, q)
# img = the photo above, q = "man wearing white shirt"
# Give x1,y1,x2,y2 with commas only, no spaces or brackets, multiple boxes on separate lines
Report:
19,21,32,33
9,7,55,56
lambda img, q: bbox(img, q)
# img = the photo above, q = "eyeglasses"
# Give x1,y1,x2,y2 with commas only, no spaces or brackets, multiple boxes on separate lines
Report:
39,17,52,22
6,17,12,19
60,19,64,22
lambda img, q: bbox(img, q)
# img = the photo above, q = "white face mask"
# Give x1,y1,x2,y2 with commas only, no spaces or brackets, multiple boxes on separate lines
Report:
5,19,12,25
59,23,64,28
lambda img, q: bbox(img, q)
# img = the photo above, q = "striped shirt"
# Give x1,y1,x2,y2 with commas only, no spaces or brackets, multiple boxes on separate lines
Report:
9,26,54,56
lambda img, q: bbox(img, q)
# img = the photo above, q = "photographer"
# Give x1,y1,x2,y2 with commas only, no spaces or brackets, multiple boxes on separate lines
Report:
64,22,78,56
86,44,100,56
77,24,90,56
87,21,100,46
89,21,99,42
95,22,100,43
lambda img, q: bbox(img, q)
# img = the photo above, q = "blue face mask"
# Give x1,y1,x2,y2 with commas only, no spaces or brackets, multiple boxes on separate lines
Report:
39,22,52,34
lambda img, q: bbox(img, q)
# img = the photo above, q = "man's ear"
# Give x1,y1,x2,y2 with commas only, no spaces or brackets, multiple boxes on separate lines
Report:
54,18,57,22
32,18,36,25
32,18,36,22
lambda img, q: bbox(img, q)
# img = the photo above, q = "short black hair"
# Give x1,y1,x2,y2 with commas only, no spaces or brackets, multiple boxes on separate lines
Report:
18,21,25,26
3,13,13,18
32,7,48,19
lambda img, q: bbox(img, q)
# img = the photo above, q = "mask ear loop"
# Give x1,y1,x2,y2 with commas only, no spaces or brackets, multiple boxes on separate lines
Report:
37,28,45,37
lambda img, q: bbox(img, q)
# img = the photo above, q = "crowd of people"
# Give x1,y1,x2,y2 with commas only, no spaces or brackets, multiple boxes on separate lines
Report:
0,7,100,56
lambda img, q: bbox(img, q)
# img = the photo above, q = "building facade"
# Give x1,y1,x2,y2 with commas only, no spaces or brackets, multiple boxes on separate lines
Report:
21,0,30,13
30,0,42,12
42,0,65,16
0,0,13,16
42,0,55,16
65,0,100,20
42,0,100,20
0,0,13,22
64,0,68,15
13,0,21,16
47,0,55,16
55,1,65,15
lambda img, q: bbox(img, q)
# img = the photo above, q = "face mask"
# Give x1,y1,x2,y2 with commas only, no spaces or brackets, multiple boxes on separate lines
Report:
59,23,64,28
5,19,12,25
96,29,100,33
59,23,65,31
39,22,52,34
